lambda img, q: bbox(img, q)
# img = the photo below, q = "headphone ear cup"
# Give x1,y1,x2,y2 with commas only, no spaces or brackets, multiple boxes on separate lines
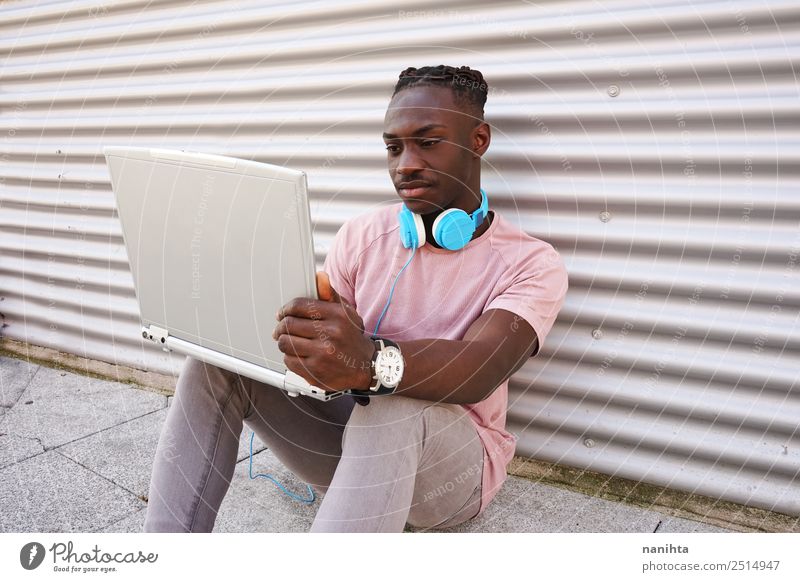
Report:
432,208,474,251
411,212,426,248
398,206,426,249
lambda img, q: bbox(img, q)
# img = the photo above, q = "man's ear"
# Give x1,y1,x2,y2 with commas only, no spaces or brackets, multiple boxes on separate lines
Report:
471,121,491,158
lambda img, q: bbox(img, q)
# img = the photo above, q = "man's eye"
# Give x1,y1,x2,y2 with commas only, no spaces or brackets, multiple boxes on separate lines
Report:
421,140,441,147
385,144,400,153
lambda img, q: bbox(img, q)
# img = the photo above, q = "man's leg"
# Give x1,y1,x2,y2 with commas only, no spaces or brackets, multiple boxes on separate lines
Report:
143,357,354,532
310,394,483,532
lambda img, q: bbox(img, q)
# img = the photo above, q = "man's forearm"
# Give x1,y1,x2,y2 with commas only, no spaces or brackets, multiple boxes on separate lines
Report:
389,338,512,405
274,294,538,402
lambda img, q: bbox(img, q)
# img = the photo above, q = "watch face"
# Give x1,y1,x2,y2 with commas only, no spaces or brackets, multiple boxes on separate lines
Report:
376,346,404,388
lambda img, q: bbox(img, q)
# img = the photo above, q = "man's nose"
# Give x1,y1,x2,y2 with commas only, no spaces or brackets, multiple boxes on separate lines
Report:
394,147,426,175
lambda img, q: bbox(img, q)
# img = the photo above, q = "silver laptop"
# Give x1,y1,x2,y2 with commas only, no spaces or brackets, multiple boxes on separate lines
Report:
104,146,344,401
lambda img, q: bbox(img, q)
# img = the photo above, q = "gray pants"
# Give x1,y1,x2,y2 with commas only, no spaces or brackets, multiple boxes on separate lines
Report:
143,357,484,532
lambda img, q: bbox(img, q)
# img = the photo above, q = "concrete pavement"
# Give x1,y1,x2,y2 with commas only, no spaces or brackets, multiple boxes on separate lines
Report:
0,354,742,533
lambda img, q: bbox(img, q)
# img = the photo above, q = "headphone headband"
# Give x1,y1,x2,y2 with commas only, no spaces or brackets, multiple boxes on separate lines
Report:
471,188,489,229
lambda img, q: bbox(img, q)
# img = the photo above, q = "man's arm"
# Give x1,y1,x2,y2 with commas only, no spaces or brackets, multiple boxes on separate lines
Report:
273,273,538,405
389,309,538,404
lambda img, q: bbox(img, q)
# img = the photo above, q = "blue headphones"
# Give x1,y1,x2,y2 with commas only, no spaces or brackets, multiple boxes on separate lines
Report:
398,188,489,251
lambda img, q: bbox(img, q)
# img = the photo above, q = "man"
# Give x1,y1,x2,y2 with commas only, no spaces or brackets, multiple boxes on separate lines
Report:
143,65,569,533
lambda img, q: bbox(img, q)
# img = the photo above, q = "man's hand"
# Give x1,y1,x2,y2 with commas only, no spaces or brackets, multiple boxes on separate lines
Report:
272,272,374,392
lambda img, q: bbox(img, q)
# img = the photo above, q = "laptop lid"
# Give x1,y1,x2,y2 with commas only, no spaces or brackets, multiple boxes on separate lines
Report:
104,146,317,376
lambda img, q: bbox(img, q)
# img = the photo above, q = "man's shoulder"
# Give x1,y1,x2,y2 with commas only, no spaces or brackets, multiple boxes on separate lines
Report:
490,211,560,253
337,203,401,251
489,212,566,274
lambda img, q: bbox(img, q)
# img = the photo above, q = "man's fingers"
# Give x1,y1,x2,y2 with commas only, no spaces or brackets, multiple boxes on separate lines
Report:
277,297,331,320
283,355,338,392
276,335,316,357
272,315,319,340
283,354,313,381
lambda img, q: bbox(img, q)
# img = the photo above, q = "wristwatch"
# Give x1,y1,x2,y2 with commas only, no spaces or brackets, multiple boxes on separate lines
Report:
370,337,404,393
350,337,404,397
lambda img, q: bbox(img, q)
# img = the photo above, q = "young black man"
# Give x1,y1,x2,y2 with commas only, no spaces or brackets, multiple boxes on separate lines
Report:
144,65,569,533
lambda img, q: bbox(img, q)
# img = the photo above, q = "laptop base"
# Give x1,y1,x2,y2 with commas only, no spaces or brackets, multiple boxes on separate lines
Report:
143,325,344,401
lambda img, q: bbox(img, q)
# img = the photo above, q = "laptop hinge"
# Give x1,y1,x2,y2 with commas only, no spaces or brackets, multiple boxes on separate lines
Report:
283,369,309,397
142,325,171,352
283,370,344,400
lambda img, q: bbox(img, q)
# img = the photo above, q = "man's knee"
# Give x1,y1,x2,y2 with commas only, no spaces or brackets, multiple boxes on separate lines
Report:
344,394,436,430
182,357,237,384
341,395,454,458
173,357,251,415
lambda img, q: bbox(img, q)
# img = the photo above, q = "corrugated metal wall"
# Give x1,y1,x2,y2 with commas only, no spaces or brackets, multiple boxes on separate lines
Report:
1,0,798,515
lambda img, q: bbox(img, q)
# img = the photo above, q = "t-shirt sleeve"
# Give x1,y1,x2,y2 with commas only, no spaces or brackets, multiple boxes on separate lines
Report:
322,219,358,307
486,244,569,357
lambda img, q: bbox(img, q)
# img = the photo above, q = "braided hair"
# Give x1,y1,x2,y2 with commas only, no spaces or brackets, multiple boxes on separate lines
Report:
392,65,488,119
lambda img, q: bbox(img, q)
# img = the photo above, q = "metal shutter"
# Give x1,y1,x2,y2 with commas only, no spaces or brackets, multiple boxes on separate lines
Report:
1,0,798,515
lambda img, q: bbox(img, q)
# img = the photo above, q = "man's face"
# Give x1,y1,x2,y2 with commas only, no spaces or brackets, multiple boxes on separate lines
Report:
383,85,479,215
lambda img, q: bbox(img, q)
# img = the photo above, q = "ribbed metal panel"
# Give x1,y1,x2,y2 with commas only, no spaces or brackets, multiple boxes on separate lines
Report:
1,0,798,515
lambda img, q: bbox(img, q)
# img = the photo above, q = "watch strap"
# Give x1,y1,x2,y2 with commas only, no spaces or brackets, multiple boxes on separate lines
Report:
368,338,384,391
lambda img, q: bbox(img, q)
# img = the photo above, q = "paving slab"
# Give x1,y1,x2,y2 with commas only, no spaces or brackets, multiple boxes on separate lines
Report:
0,355,40,408
57,409,169,499
0,358,746,534
0,450,145,532
58,408,267,500
3,365,166,450
655,515,733,533
214,448,318,533
425,476,666,533
236,427,267,462
98,508,147,533
0,422,45,470
93,424,268,534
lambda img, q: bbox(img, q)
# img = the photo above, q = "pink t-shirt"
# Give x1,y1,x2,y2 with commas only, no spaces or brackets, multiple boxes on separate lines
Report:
322,202,569,515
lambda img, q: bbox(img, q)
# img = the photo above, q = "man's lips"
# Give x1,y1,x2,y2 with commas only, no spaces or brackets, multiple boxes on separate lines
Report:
397,182,433,198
